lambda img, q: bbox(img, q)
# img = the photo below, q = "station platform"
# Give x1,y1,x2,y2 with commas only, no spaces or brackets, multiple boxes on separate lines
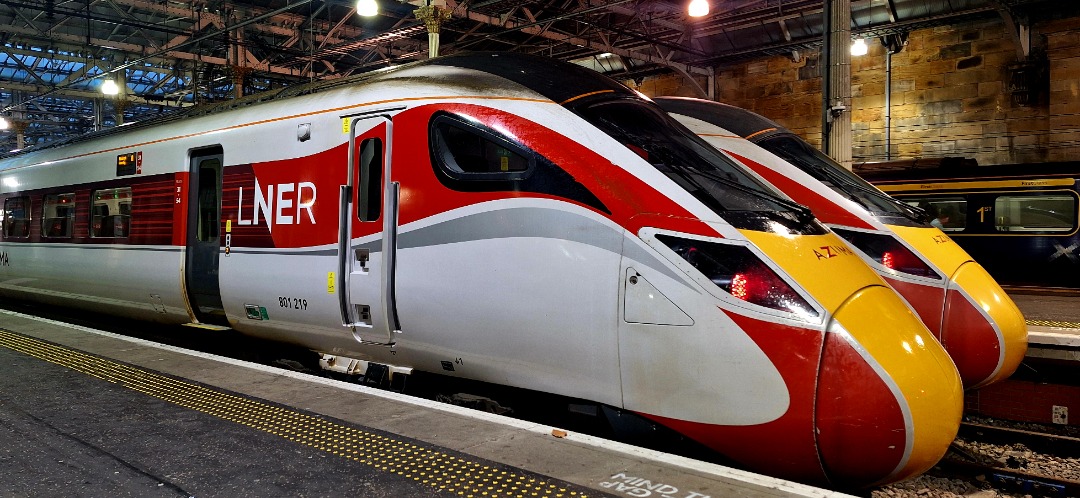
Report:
0,308,849,498
1008,291,1080,361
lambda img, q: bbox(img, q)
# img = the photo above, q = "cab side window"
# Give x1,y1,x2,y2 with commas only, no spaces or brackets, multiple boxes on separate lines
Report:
42,193,76,238
90,188,132,238
431,115,531,180
3,196,30,238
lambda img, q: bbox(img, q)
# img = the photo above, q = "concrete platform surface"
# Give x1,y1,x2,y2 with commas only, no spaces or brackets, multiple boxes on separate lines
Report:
0,308,850,498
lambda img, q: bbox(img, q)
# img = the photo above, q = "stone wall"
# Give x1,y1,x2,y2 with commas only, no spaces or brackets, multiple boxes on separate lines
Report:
631,15,1080,166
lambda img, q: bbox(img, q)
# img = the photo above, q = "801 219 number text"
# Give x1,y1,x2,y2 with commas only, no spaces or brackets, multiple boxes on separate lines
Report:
278,297,308,310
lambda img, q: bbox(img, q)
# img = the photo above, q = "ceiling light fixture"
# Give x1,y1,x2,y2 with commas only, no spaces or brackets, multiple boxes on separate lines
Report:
688,0,709,17
101,78,120,95
356,0,378,17
851,38,869,56
0,117,8,131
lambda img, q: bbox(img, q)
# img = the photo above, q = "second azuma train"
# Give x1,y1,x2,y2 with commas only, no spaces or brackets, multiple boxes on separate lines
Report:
0,53,961,487
655,97,1027,390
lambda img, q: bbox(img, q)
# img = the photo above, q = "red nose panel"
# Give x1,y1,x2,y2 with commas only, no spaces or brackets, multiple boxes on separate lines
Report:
882,276,946,338
816,332,907,486
942,288,1000,387
641,311,828,484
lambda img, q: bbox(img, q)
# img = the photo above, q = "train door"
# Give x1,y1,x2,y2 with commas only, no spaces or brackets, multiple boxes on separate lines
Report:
185,148,229,326
338,115,399,345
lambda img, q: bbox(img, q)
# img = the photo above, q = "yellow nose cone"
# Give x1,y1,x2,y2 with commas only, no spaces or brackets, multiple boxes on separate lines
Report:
822,285,963,486
887,225,1028,388
946,261,1028,388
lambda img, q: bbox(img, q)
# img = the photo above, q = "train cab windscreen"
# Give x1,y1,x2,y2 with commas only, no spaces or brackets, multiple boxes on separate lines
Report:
578,99,821,234
757,134,928,226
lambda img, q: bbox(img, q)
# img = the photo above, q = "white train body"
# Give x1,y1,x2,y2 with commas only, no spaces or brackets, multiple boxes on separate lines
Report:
0,53,963,487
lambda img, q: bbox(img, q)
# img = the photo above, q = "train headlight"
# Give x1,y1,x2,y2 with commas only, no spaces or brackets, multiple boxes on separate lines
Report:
656,234,819,318
832,228,941,279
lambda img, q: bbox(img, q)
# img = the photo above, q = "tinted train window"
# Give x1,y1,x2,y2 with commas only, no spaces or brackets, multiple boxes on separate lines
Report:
431,116,530,180
42,193,75,238
357,138,382,222
90,188,132,238
758,134,925,223
3,196,30,238
196,159,221,242
994,194,1076,233
578,100,794,214
903,197,967,232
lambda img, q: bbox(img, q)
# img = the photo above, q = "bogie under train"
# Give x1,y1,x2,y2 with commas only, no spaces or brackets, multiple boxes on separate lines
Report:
0,53,961,487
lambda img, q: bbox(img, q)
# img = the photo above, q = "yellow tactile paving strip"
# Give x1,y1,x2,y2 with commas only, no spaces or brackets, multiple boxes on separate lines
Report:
0,329,587,498
1027,319,1080,330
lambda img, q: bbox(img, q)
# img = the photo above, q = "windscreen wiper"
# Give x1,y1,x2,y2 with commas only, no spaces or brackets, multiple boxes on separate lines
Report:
686,166,816,222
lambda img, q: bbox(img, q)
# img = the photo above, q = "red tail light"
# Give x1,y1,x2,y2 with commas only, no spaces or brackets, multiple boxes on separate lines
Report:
730,273,750,300
832,228,941,279
657,234,818,318
882,251,895,269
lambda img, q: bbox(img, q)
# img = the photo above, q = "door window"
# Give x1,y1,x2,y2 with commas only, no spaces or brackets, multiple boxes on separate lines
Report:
357,138,382,222
196,159,221,242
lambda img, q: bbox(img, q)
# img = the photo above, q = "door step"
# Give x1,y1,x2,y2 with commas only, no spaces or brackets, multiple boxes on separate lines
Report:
181,322,232,331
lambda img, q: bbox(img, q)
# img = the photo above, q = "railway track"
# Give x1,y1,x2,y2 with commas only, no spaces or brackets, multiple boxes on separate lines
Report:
930,422,1080,497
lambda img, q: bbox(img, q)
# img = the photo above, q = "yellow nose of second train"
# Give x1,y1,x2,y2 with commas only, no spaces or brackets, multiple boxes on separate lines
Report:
889,225,1028,388
945,261,1028,388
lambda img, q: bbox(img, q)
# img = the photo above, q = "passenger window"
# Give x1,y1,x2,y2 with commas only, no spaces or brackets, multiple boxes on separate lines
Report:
431,116,531,180
3,196,30,238
994,194,1077,233
357,138,382,222
42,193,76,238
903,196,967,232
90,188,132,238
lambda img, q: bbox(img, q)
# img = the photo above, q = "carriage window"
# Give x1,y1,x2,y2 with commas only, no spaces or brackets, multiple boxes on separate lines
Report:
431,116,531,180
90,188,132,238
3,196,30,238
42,193,76,238
903,196,967,232
994,194,1076,233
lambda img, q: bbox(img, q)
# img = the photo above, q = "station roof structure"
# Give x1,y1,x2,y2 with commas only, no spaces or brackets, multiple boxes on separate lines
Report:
0,0,1061,151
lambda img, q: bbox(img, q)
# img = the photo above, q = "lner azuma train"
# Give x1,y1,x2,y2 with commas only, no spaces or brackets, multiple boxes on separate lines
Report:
654,97,1028,390
856,161,1080,290
0,53,961,487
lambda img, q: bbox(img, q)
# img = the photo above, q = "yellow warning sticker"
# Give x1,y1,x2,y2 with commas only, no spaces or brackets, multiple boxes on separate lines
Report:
225,219,232,233
342,118,350,134
327,272,336,294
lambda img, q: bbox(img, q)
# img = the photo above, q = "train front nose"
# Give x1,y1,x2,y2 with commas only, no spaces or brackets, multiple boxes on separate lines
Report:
816,285,963,487
941,261,1028,388
881,225,1028,389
